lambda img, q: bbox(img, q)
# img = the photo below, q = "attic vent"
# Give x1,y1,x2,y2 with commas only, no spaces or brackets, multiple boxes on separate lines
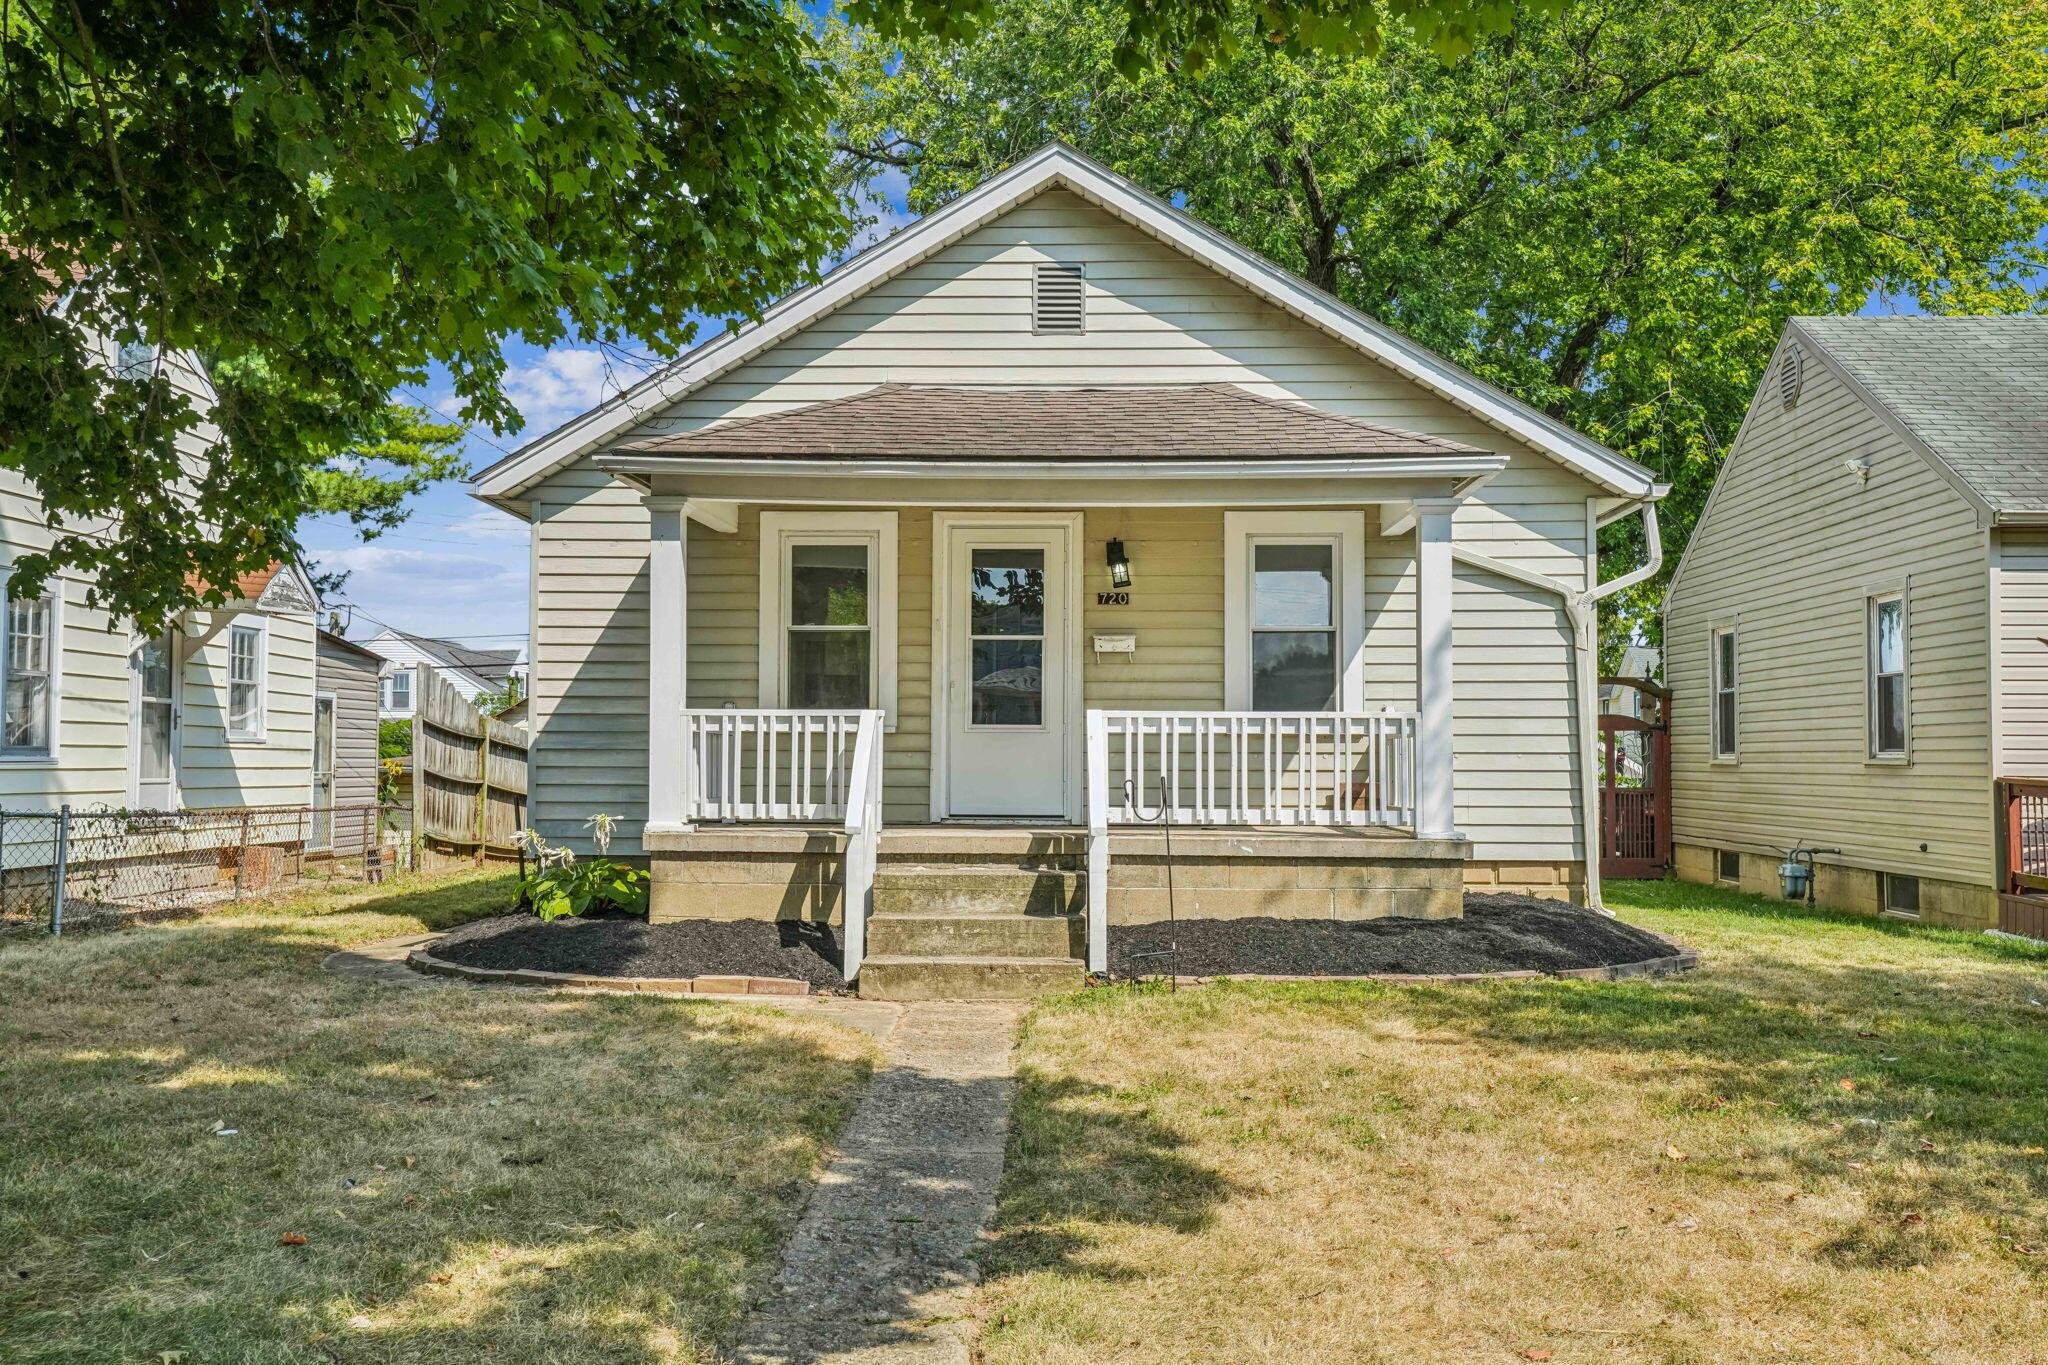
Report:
1779,344,1805,409
1032,262,1086,335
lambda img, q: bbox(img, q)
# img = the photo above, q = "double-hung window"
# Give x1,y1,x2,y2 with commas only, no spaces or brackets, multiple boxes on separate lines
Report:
1869,592,1908,759
228,620,266,740
759,512,899,722
1249,542,1339,710
1223,512,1364,713
2,583,56,758
382,667,414,713
1710,627,1737,759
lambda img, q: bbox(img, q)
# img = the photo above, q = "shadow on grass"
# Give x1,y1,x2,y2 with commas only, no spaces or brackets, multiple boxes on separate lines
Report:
0,906,871,1365
979,1062,1239,1285
1266,944,2048,1271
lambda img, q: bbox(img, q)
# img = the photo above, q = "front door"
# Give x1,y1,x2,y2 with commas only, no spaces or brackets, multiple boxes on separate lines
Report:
129,630,178,809
942,519,1073,818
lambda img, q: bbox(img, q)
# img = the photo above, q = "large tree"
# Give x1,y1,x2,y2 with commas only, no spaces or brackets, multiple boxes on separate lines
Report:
1,1,852,628
828,0,2048,657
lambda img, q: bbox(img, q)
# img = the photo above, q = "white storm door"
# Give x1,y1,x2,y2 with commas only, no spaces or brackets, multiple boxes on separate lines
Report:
129,630,179,809
310,695,336,850
943,522,1071,818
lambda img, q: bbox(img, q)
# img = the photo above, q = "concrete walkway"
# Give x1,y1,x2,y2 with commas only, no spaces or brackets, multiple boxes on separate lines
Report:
326,935,1022,1364
731,1001,1021,1365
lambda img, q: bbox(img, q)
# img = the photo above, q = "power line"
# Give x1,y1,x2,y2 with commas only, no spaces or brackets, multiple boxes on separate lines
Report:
396,388,520,459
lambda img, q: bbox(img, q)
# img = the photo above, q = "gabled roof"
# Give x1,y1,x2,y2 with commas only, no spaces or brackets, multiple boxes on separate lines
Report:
472,142,1657,508
1790,315,2048,519
184,560,318,613
618,383,1484,462
368,629,523,692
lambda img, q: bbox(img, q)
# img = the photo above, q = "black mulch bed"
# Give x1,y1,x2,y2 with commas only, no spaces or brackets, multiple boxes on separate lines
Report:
430,912,848,992
1109,892,1685,979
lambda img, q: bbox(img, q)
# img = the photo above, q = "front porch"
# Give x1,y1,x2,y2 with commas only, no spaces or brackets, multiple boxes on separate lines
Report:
642,703,1470,995
597,385,1593,993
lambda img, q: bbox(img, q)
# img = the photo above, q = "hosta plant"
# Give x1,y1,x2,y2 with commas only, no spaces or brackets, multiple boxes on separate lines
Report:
515,818,648,922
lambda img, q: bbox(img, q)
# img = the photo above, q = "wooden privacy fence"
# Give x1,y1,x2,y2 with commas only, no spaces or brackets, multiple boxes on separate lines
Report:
414,667,528,861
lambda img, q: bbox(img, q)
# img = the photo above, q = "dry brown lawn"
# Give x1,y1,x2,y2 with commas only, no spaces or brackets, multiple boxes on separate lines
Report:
977,882,2048,1364
0,871,877,1364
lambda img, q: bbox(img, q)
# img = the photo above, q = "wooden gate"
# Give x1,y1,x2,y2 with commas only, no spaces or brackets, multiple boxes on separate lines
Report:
1599,676,1671,880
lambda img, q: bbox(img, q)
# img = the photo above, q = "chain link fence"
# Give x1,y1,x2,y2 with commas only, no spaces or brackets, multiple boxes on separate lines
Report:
0,803,417,936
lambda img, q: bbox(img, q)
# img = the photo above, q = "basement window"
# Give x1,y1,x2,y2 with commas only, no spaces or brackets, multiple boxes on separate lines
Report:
1882,872,1921,918
1717,849,1741,883
1032,263,1086,335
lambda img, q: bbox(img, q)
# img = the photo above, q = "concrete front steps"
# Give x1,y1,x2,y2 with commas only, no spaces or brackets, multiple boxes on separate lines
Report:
857,862,1087,1001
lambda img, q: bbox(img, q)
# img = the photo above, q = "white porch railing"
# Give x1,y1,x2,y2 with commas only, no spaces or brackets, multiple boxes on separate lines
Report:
1083,709,1420,972
680,708,885,979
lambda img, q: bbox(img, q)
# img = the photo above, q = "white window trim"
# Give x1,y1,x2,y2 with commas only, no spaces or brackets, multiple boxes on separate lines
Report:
1866,582,1911,764
1223,510,1366,712
382,666,415,713
1709,623,1738,763
757,510,899,727
226,614,269,743
0,566,62,765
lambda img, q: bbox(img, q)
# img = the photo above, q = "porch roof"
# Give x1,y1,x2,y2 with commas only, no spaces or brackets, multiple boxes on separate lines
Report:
616,383,1487,463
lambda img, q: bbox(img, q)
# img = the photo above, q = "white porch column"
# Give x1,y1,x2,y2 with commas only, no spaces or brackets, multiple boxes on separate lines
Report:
1414,499,1458,840
644,495,691,833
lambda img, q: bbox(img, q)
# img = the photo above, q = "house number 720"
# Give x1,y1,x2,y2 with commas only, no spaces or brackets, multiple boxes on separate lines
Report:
1095,591,1130,606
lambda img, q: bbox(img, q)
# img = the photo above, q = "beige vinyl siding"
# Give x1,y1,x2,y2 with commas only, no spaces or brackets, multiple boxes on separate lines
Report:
1993,530,2048,777
0,482,131,809
1666,347,1993,887
528,188,1595,861
177,609,318,809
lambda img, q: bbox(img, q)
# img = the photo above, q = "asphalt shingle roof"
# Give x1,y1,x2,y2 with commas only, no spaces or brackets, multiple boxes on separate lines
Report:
1794,316,2048,513
617,383,1486,461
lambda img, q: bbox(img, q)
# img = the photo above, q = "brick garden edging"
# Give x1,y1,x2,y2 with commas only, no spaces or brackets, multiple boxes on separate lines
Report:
1148,946,1701,988
405,945,813,996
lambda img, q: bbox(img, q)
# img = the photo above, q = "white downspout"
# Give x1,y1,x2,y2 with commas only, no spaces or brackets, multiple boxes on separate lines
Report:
1452,495,1662,912
1578,498,1663,912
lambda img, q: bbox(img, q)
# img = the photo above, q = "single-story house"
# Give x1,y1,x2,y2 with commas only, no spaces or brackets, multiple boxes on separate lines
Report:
363,628,524,720
470,143,1665,996
1665,315,2048,933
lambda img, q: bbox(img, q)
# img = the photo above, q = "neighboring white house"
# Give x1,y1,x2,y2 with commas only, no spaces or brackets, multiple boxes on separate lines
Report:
362,629,524,720
1,349,321,814
1666,315,2048,932
469,143,1664,996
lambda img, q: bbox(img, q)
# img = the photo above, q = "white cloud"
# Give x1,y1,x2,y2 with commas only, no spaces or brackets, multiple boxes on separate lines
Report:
502,347,620,435
307,543,527,641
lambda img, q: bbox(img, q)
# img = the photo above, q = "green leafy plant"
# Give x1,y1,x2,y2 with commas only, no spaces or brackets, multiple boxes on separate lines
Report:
515,816,648,923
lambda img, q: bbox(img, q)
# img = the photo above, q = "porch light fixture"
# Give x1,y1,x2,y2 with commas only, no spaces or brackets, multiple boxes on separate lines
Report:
1105,538,1132,589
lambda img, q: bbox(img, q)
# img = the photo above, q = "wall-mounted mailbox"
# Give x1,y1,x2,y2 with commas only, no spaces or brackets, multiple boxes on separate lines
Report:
1092,634,1137,655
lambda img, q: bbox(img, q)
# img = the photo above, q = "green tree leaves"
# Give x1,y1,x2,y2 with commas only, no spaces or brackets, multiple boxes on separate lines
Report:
828,0,2048,650
2,1,853,629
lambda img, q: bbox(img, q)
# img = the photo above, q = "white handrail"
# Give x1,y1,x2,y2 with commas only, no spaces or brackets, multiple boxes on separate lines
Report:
1083,708,1420,976
840,711,885,982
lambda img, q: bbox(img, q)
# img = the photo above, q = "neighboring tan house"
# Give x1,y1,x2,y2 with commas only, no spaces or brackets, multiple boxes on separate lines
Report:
1,336,322,815
315,629,384,854
363,629,524,720
470,144,1664,996
1666,315,2048,932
